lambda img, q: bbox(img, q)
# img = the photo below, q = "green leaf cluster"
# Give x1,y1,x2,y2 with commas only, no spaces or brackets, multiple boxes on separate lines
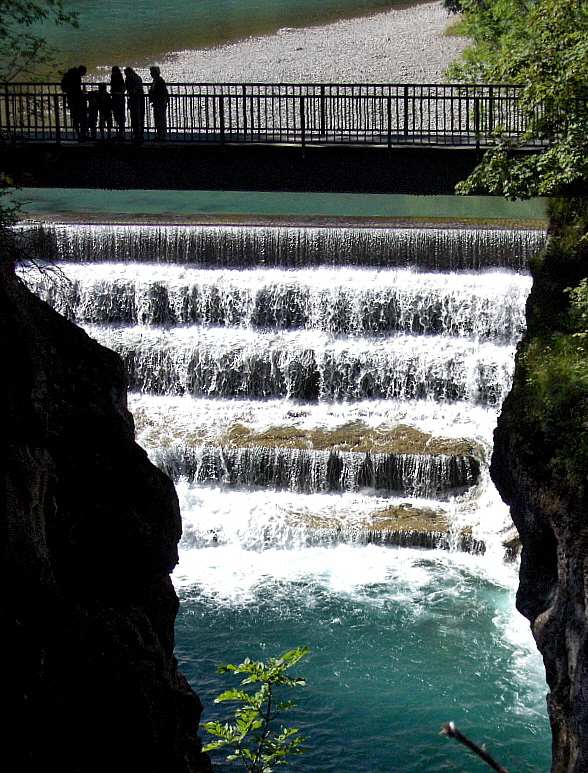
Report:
450,0,588,198
203,646,308,773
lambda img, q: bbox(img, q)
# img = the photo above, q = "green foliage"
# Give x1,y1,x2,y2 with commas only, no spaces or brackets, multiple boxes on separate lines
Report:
517,333,588,490
0,172,19,223
0,0,78,81
203,646,308,773
504,199,588,494
566,278,588,334
450,0,588,198
547,197,588,237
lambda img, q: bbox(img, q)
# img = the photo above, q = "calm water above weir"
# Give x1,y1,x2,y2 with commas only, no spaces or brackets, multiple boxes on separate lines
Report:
39,0,411,71
20,218,551,772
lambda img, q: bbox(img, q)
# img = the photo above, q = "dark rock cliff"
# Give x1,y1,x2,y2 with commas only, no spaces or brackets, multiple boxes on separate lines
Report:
0,252,212,772
491,200,588,773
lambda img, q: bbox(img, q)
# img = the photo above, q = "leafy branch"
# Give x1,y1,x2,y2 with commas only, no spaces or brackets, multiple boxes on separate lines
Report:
0,0,78,81
204,646,308,773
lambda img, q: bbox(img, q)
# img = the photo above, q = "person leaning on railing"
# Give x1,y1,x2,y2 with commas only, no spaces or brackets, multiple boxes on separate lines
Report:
123,67,145,144
60,65,88,142
148,66,170,141
110,66,126,140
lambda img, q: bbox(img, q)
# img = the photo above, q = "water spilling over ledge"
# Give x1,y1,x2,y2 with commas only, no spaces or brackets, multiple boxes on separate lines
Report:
14,211,553,773
25,264,531,343
20,222,545,271
17,218,540,554
84,325,515,406
154,445,480,498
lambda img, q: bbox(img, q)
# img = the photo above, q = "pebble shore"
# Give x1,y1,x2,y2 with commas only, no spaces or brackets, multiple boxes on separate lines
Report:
156,1,467,83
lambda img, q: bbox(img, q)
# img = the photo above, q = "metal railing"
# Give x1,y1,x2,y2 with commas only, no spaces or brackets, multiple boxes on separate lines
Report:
1,82,545,148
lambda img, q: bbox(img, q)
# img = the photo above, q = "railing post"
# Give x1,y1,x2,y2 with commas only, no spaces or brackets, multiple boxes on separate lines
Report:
474,95,480,153
219,93,225,146
300,94,306,155
403,85,409,138
320,85,326,137
53,94,61,145
4,84,11,137
387,94,392,150
242,84,247,140
488,85,494,135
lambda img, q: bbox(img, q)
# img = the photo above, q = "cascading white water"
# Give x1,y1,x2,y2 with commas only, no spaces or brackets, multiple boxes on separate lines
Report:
84,324,515,404
20,219,551,772
27,264,530,341
19,223,540,547
153,444,480,497
21,221,545,269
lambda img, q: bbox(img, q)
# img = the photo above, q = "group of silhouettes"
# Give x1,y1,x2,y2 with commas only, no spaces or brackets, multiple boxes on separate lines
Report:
60,64,170,143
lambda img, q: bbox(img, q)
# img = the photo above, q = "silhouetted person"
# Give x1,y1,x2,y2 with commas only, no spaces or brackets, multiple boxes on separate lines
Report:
95,83,113,140
87,88,99,139
110,65,126,139
148,66,170,141
60,64,88,141
124,67,145,144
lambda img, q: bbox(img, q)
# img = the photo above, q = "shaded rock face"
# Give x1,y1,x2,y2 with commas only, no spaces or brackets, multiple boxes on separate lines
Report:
0,256,211,773
490,204,588,773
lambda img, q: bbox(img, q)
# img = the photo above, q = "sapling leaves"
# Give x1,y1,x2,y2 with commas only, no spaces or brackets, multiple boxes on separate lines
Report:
204,646,308,773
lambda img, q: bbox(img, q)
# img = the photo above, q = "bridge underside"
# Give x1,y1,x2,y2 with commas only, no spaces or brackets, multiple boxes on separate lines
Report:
2,143,489,195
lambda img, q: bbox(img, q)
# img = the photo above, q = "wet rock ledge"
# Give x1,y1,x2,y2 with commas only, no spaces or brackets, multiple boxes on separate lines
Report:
0,254,211,772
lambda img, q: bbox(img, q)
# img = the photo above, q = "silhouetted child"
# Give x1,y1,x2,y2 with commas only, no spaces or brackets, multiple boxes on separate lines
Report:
88,84,113,140
96,83,113,140
87,89,99,139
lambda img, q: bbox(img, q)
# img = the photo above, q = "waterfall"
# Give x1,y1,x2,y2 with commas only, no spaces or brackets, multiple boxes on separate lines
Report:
19,216,551,772
19,220,541,552
26,264,530,342
83,325,515,405
20,221,545,269
153,445,480,498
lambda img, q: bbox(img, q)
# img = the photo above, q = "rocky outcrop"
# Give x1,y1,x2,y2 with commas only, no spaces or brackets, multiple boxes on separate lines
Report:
0,252,211,772
490,200,588,773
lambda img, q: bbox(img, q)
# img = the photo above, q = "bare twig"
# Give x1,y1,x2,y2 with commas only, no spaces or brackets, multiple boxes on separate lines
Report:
441,722,511,773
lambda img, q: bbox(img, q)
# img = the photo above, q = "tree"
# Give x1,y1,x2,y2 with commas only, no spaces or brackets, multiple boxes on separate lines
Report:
0,0,77,81
450,0,588,198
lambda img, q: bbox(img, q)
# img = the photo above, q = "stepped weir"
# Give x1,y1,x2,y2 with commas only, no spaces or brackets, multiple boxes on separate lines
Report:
21,219,544,552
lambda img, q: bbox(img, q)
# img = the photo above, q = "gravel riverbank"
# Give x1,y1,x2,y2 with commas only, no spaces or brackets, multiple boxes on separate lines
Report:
117,1,467,84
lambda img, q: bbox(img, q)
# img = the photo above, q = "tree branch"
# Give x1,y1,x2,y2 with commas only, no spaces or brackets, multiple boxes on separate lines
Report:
441,722,511,773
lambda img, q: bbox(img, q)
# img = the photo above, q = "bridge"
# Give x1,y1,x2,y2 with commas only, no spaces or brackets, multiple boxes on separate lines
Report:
1,82,543,194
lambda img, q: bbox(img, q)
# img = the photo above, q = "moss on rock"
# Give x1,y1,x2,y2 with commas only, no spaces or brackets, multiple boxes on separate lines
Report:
134,413,482,459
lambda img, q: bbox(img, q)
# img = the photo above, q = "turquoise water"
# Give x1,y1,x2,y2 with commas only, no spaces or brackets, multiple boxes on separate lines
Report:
174,545,551,773
38,0,412,72
13,188,548,221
